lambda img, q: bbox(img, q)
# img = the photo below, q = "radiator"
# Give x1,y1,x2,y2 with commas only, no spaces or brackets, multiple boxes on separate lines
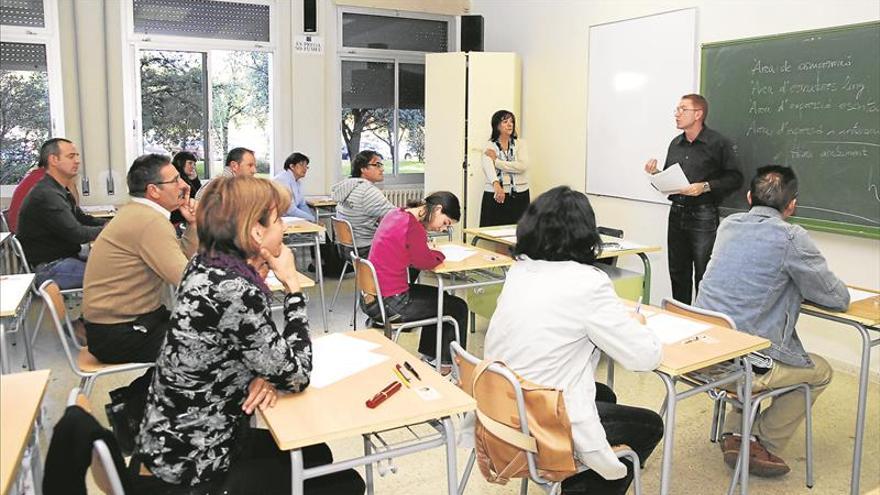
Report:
383,186,424,207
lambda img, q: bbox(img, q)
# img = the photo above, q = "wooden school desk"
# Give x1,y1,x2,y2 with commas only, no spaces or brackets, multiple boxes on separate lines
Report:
464,225,661,303
305,196,337,224
1,369,50,495
79,204,117,218
428,242,514,370
283,220,328,332
636,302,770,495
0,274,35,374
266,272,316,312
259,329,476,495
801,287,880,495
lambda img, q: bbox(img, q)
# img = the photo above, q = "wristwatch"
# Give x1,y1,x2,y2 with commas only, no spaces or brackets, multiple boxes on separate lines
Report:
702,182,711,193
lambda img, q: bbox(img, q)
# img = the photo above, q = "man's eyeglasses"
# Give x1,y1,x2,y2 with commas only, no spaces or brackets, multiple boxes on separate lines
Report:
674,107,699,115
152,174,181,186
368,162,385,169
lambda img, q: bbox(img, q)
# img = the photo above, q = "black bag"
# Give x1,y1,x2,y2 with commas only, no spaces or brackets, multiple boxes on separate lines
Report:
319,243,347,277
105,368,154,455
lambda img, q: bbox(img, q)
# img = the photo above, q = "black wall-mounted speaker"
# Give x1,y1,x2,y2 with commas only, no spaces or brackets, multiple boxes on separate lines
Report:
304,0,317,33
461,15,484,52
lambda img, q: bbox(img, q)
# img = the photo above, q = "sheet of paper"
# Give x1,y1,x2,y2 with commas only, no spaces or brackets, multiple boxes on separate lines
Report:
438,245,477,262
645,313,711,344
848,287,878,303
80,204,115,213
306,195,333,201
309,333,386,388
488,227,518,238
648,163,690,194
282,216,308,225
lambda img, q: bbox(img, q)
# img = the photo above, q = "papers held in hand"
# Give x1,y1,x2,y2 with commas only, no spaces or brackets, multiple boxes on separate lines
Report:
648,163,690,194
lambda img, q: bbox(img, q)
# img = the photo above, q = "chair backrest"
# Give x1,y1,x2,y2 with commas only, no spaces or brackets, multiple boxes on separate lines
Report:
65,389,127,495
598,226,624,238
352,256,387,324
450,342,556,488
0,209,9,232
331,216,358,251
39,280,84,373
9,235,32,273
660,297,737,329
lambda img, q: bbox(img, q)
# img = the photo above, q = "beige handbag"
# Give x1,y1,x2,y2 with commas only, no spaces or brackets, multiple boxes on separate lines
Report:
456,356,578,484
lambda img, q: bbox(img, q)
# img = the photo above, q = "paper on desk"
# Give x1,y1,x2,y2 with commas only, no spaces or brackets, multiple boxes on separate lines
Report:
309,334,387,388
488,227,518,238
282,216,308,225
438,245,477,262
648,164,690,194
80,204,116,213
645,313,711,344
848,287,878,303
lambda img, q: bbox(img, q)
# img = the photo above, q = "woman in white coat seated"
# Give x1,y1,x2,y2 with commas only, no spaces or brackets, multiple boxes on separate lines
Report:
484,185,664,495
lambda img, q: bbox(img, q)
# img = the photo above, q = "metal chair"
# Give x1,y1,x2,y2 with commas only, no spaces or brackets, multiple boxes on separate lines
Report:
65,388,127,495
450,341,642,495
328,216,358,317
352,256,459,372
661,297,814,493
38,280,153,397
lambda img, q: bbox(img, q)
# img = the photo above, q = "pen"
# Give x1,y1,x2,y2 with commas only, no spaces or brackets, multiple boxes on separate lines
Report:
366,381,402,408
393,365,412,388
404,361,422,381
682,335,703,344
635,296,643,315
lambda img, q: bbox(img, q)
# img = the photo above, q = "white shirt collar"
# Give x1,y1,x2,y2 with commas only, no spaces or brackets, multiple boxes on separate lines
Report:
130,197,171,220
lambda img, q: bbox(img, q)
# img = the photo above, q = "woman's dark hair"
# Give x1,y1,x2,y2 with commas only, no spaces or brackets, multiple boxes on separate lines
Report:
407,191,461,226
283,152,310,171
351,150,381,178
513,186,602,265
490,109,518,142
171,150,197,172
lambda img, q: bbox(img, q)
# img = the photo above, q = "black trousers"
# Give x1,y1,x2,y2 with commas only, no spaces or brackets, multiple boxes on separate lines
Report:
365,284,469,364
85,305,171,364
131,429,365,495
561,383,664,495
480,189,530,227
667,203,719,304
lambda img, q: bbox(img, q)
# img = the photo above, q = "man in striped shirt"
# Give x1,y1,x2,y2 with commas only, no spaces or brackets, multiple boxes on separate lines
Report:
330,150,395,257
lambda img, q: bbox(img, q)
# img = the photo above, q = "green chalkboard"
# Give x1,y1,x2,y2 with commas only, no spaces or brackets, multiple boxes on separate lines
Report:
701,22,880,239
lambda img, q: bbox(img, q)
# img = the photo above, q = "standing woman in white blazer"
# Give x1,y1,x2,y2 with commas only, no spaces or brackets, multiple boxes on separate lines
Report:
484,186,664,495
479,110,530,226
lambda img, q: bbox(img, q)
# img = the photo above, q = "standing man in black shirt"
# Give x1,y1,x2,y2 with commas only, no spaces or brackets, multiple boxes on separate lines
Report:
17,138,107,289
645,94,742,304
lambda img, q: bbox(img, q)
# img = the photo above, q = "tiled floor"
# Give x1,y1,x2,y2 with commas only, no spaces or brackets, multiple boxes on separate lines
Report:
5,275,879,494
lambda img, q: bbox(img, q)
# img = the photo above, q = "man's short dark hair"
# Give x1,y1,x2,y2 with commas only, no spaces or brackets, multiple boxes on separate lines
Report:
128,153,171,198
225,147,254,168
283,152,310,171
38,138,73,168
351,150,381,178
750,165,798,212
682,93,709,123
513,186,602,265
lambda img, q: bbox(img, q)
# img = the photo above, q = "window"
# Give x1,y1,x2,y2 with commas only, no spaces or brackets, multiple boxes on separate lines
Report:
0,0,64,190
338,9,450,180
124,0,274,178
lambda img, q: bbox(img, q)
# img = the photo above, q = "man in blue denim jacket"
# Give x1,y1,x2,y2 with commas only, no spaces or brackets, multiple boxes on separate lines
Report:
696,165,849,477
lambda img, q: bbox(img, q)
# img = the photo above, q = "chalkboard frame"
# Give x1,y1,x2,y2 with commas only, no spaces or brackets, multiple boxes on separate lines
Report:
701,21,880,240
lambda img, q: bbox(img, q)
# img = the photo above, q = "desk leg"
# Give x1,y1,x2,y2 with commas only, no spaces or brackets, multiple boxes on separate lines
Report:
739,358,753,495
850,322,875,495
20,306,35,371
363,435,375,495
0,320,9,374
442,417,459,495
313,234,328,333
435,277,445,373
30,432,43,495
658,373,677,495
290,449,305,495
637,253,652,305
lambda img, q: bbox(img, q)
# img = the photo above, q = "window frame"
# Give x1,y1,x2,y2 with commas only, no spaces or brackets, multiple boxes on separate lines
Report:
0,0,66,194
120,0,278,177
336,6,453,185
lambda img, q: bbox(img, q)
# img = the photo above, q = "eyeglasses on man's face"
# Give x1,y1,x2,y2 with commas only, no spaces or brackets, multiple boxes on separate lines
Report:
152,173,181,186
674,107,699,115
368,162,385,169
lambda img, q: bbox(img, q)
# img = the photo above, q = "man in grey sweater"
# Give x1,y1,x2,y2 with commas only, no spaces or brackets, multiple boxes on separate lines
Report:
331,150,396,256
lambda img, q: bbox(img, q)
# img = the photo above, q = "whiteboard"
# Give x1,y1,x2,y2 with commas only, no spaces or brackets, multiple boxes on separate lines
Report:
586,8,697,204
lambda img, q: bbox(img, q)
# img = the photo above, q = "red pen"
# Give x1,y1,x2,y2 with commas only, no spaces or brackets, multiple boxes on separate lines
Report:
366,381,402,408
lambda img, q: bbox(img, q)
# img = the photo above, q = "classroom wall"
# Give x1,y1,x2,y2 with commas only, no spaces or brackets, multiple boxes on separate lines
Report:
469,0,880,377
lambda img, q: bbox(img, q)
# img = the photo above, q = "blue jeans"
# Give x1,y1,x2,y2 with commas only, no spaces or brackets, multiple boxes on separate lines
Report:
34,257,86,290
667,203,719,304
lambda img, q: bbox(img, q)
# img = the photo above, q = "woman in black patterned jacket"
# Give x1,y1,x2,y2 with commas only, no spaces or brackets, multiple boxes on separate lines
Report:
132,176,365,495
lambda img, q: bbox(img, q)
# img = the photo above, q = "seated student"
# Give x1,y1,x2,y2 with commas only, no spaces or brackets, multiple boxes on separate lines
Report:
134,176,365,495
695,165,849,476
194,147,257,200
330,150,396,257
274,152,316,221
7,160,80,233
17,138,107,289
483,186,663,495
169,150,201,226
364,191,467,370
